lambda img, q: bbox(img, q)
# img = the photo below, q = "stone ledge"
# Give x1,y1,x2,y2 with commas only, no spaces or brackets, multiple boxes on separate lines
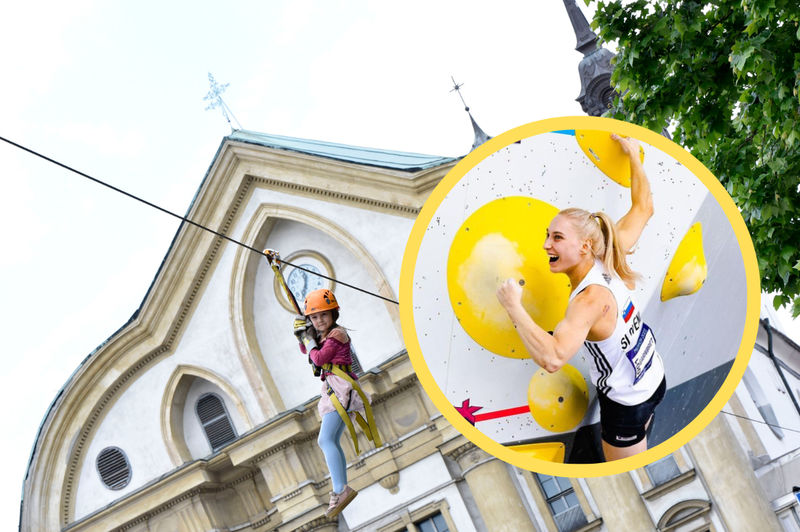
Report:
574,518,603,532
642,469,697,501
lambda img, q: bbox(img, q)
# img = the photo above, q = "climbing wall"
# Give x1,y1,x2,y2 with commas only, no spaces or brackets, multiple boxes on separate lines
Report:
412,130,746,450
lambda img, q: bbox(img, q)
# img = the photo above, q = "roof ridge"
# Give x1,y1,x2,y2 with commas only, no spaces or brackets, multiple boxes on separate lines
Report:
228,130,459,172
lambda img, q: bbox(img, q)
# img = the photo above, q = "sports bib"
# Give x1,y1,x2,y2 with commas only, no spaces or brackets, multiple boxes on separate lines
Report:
625,323,656,385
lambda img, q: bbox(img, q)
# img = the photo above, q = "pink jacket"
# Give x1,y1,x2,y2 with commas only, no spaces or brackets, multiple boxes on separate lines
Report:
299,328,357,380
299,327,370,418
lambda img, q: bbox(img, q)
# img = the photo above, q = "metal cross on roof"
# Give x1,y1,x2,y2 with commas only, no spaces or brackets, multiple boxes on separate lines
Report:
450,76,491,152
450,76,470,112
203,73,243,131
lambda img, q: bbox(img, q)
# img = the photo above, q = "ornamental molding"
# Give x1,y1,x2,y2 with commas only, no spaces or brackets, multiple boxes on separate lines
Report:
379,473,400,494
251,441,295,466
253,176,421,218
446,442,476,462
372,376,419,405
291,515,339,532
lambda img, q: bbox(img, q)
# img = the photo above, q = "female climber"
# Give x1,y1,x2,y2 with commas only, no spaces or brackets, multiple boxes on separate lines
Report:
293,288,379,517
496,134,666,462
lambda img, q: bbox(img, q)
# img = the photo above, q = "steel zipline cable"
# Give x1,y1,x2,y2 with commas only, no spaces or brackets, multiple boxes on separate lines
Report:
0,135,399,306
721,410,800,435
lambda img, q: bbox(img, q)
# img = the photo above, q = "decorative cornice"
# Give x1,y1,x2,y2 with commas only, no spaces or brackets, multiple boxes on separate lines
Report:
446,442,476,463
252,514,272,529
372,375,419,405
298,431,320,445
292,516,339,532
109,476,262,532
250,440,295,466
252,176,421,217
642,469,697,501
116,513,150,531
283,488,303,501
222,468,259,490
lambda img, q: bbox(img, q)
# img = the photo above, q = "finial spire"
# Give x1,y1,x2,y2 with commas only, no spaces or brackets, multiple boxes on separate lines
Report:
563,1,616,116
204,73,244,132
563,0,599,56
451,76,492,152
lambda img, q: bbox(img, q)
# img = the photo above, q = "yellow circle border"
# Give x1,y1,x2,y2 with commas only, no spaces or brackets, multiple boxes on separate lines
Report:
399,116,759,477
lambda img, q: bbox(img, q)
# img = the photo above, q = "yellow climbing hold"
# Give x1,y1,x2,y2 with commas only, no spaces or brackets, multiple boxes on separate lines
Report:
447,197,570,358
575,130,645,188
527,364,589,433
507,441,566,463
661,222,707,301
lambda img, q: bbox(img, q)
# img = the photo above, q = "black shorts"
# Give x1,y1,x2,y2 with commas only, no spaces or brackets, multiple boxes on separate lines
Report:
598,377,667,448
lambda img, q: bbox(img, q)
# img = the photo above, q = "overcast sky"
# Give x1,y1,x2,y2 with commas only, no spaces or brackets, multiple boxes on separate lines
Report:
2,1,798,528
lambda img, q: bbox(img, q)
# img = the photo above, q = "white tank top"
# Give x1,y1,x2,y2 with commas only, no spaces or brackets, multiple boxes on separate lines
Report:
569,260,665,406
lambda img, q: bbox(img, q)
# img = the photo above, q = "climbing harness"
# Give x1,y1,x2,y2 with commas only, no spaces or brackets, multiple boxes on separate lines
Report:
323,363,382,455
264,250,382,454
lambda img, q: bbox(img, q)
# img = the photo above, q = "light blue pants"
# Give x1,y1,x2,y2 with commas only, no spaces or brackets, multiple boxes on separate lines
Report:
318,412,347,493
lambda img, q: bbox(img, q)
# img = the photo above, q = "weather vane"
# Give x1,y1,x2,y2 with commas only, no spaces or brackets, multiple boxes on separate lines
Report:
450,76,470,111
204,73,243,131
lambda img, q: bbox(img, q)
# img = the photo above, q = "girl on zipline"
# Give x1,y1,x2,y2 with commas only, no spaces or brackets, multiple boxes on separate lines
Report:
294,288,380,517
496,134,666,462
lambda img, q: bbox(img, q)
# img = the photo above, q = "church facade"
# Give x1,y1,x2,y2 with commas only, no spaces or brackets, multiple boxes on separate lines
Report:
21,130,582,532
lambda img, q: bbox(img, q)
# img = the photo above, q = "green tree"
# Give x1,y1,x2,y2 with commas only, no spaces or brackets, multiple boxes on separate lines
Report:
590,0,800,315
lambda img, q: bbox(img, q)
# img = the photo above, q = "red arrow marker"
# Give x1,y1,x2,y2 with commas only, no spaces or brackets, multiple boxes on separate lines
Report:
454,398,531,424
474,405,531,422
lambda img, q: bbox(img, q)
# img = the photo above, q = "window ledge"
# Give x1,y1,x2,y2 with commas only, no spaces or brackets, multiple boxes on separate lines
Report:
642,469,696,501
573,518,603,532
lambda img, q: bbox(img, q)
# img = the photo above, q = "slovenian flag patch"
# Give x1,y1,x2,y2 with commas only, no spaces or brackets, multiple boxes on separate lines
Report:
622,299,635,323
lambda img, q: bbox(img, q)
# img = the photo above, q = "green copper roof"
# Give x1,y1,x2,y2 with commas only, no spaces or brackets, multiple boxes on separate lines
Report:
228,130,458,171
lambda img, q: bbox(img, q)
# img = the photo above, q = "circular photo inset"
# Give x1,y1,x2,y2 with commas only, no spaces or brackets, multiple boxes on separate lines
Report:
400,117,759,477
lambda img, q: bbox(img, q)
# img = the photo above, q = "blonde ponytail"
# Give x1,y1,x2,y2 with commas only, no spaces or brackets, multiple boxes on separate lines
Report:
593,212,641,286
558,208,642,286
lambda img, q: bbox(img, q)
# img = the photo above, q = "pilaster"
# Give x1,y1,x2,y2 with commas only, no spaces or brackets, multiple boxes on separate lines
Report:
448,442,537,532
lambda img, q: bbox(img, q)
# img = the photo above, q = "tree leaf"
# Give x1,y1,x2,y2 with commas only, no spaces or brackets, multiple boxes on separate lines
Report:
590,0,800,307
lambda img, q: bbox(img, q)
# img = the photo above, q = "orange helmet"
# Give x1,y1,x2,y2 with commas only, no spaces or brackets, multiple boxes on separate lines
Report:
304,289,339,315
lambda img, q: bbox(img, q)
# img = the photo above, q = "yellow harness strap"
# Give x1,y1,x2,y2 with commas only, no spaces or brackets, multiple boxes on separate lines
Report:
323,364,382,455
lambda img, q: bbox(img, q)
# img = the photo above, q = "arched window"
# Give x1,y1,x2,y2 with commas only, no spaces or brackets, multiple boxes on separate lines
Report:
195,393,238,451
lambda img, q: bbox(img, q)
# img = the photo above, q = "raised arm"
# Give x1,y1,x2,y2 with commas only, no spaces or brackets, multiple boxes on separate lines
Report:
496,280,608,373
613,134,654,253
